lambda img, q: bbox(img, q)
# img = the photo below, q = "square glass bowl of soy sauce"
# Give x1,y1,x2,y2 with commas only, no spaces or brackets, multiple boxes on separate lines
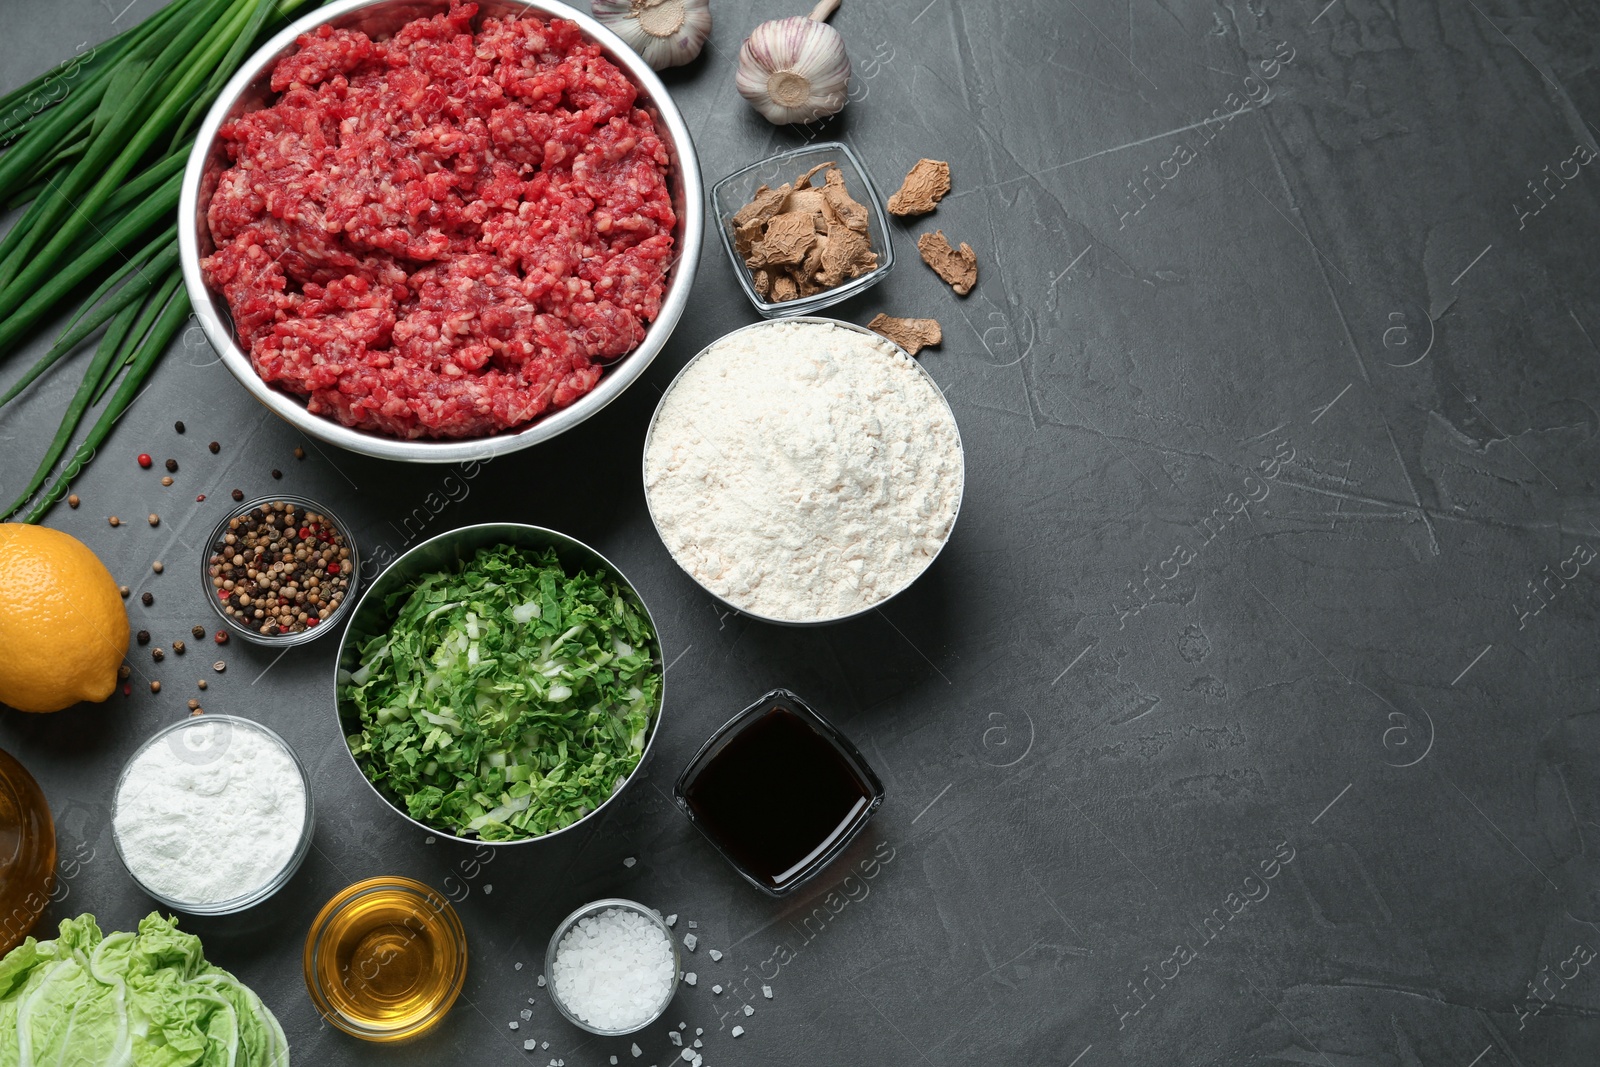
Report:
674,689,885,897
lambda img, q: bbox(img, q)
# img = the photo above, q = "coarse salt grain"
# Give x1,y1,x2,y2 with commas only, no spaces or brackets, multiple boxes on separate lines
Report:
712,985,722,994
524,1039,536,1051
762,985,772,998
683,933,697,951
515,962,523,970
708,950,722,962
538,975,547,987
743,1004,754,1016
669,1032,682,1047
665,914,677,927
624,856,637,867
551,907,675,1031
632,1043,642,1057
732,1026,745,1037
684,972,697,986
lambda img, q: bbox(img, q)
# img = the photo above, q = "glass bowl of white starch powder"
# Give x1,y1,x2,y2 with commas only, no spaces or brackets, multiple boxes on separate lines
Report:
545,899,680,1035
112,715,314,915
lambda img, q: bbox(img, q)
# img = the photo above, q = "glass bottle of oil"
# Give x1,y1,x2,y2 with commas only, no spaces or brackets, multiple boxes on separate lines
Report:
0,748,56,956
304,876,468,1042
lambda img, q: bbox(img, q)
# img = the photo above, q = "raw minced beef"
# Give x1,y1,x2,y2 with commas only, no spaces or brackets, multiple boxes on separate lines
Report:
202,2,676,439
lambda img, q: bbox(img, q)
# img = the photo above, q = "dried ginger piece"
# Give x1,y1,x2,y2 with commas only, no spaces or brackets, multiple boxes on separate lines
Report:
732,183,790,228
887,159,951,216
752,212,818,268
820,168,869,233
917,230,977,295
818,226,877,288
867,314,942,356
771,274,800,302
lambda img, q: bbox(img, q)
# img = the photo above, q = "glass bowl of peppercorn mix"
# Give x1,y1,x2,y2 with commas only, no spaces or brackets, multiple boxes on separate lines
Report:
202,495,359,646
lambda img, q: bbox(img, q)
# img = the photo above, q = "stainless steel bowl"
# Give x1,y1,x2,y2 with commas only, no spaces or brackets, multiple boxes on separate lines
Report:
334,523,665,845
178,0,703,463
642,317,965,627
544,898,680,1035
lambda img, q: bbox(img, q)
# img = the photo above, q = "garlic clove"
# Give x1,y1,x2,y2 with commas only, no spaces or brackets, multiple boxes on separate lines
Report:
736,0,852,125
594,0,713,71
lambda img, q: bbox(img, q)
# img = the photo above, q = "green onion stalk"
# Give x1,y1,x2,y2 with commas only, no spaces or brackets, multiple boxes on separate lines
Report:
0,0,326,522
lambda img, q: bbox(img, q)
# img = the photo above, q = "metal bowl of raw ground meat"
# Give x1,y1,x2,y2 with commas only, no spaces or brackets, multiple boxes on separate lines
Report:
178,0,702,463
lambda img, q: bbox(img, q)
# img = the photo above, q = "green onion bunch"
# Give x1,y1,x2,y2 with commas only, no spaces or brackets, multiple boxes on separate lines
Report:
0,0,323,522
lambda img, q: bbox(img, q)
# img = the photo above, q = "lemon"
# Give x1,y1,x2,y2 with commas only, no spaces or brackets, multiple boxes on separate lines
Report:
0,524,129,713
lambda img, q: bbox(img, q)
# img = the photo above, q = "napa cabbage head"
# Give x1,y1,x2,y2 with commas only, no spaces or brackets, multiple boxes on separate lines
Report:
0,912,288,1067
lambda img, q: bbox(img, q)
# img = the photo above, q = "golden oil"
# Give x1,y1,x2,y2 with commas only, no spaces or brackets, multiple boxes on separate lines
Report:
0,749,55,956
304,877,467,1041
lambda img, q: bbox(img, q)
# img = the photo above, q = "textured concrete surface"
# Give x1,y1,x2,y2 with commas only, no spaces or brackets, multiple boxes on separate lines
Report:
3,0,1600,1064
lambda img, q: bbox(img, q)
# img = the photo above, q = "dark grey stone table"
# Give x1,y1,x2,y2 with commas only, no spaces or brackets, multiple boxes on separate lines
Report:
4,0,1599,1064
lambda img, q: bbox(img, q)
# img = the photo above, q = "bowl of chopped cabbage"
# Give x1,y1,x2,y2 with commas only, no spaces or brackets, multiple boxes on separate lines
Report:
335,523,665,844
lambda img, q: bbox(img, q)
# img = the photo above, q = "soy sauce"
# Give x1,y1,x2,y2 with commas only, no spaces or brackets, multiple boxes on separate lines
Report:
683,704,873,891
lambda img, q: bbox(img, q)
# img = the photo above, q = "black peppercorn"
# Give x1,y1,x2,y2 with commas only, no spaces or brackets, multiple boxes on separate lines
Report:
140,591,153,606
271,469,282,480
209,441,221,453
231,489,244,501
192,625,207,639
174,421,186,433
165,458,178,472
136,630,150,645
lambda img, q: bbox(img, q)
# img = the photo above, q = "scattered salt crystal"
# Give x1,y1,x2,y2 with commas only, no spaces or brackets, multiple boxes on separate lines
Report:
528,997,536,1004
691,1055,702,1067
678,1022,686,1030
708,950,722,962
550,907,674,1031
681,1051,694,1062
669,1032,683,1047
731,1026,745,1038
693,1038,702,1048
611,1057,619,1064
631,1043,642,1058
509,1021,519,1030
537,975,546,987
524,1039,536,1051
515,962,523,971
695,1029,703,1036
684,972,697,985
520,1009,532,1020
712,985,722,994
624,856,637,868
742,1004,754,1016
542,1042,549,1049
761,985,772,999
484,884,493,895
665,914,677,927
683,934,697,951
687,921,697,929
425,836,436,845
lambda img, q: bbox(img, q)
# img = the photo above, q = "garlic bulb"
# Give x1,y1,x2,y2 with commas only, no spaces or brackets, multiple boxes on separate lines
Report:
593,0,712,71
736,0,851,125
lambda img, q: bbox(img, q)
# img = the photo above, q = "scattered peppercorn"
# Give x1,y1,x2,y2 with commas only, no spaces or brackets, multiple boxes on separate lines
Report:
197,679,208,690
190,706,204,716
151,648,164,662
147,514,159,527
187,699,201,710
196,494,206,502
137,453,152,469
117,664,131,680
214,630,229,645
231,489,244,501
209,441,220,454
109,516,121,527
161,476,174,487
136,630,150,645
122,684,131,696
175,421,186,434
213,661,226,673
207,500,352,637
165,458,178,473
172,640,185,655
67,494,79,509
152,561,164,574
119,586,130,598
141,592,153,606
271,469,282,480
149,681,161,694
294,446,306,460
192,625,207,639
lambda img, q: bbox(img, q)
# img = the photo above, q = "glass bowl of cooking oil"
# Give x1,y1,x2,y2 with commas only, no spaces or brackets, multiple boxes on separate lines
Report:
303,876,468,1042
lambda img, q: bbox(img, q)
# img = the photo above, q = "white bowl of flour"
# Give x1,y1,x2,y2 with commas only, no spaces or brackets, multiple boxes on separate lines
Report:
643,318,964,625
112,715,314,914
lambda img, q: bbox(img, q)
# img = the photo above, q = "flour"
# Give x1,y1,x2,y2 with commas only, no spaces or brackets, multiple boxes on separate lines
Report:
113,718,307,905
644,321,963,621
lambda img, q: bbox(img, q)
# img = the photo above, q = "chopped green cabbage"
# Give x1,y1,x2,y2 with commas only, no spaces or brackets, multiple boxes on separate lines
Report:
0,912,289,1067
339,545,662,841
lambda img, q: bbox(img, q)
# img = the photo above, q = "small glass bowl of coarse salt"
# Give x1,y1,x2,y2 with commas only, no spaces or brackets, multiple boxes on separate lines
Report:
111,715,314,915
545,899,681,1035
